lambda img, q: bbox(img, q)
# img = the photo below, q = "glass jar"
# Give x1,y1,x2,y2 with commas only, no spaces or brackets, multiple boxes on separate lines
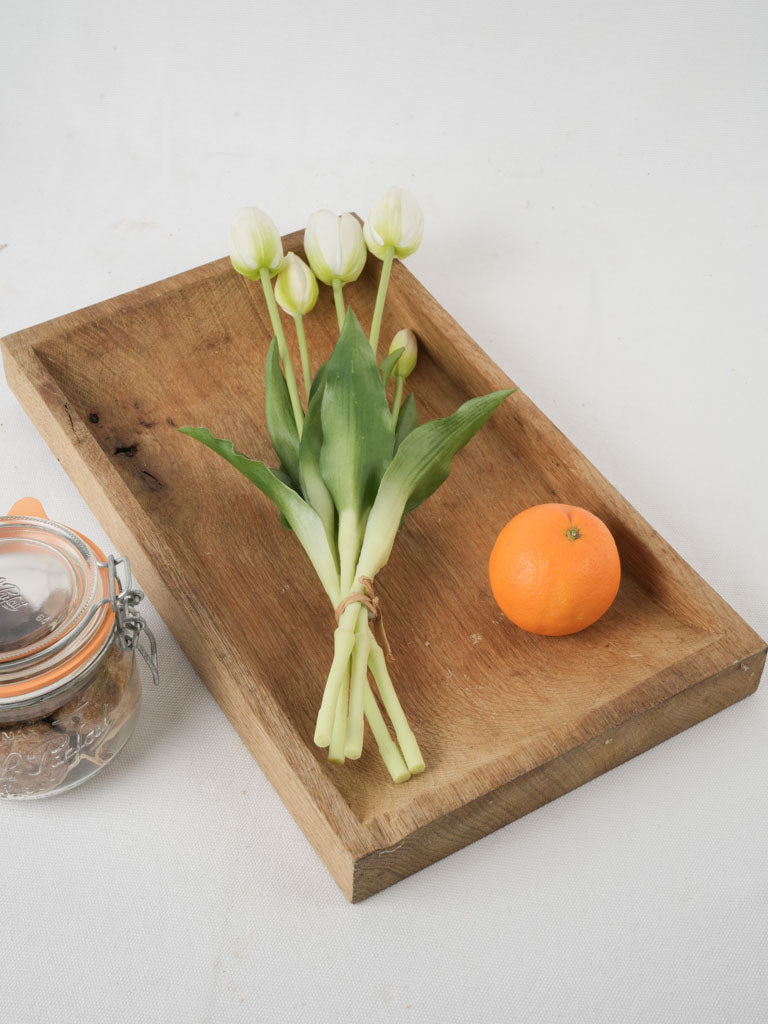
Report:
0,498,158,799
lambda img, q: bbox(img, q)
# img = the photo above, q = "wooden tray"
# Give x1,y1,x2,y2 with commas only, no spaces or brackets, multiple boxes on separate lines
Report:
2,231,764,901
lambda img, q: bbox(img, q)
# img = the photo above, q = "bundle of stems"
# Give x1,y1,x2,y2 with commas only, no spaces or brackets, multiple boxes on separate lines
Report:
182,192,512,782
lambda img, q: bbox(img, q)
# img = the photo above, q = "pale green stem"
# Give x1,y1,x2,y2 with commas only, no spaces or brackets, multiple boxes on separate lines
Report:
368,637,425,774
314,517,363,749
337,507,362,596
317,511,424,775
364,684,410,783
332,278,345,330
328,668,349,764
294,314,312,399
314,624,355,747
259,267,304,437
345,606,371,759
369,245,395,355
317,507,368,756
391,376,404,426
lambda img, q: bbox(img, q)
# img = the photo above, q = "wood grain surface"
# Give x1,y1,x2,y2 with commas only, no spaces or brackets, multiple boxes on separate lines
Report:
2,230,764,900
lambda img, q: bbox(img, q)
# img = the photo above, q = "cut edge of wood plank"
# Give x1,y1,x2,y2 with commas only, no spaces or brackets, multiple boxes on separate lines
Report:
350,646,765,902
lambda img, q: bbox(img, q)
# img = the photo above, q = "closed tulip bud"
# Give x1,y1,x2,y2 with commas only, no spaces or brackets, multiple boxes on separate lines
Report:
364,187,424,260
274,252,319,317
228,207,283,280
304,210,367,286
389,329,418,378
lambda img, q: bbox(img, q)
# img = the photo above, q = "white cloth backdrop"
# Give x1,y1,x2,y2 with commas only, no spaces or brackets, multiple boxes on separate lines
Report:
1,2,766,1022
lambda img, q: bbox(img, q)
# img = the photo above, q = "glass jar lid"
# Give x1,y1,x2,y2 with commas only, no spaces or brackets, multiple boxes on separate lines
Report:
0,502,115,699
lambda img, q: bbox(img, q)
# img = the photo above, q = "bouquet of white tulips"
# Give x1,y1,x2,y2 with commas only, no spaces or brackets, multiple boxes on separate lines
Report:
182,188,512,782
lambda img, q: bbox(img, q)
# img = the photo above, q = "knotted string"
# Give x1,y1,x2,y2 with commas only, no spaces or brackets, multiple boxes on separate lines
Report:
334,575,393,660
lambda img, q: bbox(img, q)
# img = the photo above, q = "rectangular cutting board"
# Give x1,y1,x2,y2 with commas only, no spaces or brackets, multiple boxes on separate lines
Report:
2,231,765,901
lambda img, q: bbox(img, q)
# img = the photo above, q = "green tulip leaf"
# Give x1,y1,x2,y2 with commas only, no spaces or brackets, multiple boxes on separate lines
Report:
298,362,337,559
178,427,339,602
394,392,419,452
357,389,514,577
379,346,405,385
264,337,300,487
272,465,301,531
398,389,514,515
319,308,395,519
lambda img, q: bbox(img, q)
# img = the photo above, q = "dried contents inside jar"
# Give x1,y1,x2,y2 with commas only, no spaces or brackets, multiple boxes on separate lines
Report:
0,644,141,799
1,500,156,799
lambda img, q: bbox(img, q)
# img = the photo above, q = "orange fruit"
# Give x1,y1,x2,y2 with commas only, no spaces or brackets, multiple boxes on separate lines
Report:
489,503,621,636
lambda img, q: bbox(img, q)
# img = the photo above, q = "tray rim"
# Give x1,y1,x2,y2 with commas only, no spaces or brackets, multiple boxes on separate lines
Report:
2,239,765,898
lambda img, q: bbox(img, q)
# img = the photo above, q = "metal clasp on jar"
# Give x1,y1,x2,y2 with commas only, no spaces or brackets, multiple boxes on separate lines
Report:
98,556,159,686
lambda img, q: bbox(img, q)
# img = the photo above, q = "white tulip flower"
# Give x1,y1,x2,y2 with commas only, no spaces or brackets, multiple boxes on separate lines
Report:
274,252,318,397
388,328,418,426
303,210,367,286
363,187,424,260
228,207,283,280
275,253,319,318
388,328,418,378
228,207,303,434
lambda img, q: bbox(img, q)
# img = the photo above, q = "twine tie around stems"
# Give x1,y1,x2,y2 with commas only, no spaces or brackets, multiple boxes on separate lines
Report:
334,576,393,661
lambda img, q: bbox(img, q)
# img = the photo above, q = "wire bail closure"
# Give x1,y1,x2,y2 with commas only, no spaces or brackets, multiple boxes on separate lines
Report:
99,555,160,686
